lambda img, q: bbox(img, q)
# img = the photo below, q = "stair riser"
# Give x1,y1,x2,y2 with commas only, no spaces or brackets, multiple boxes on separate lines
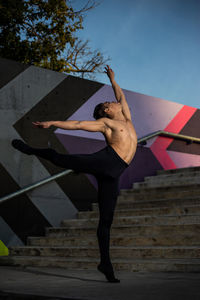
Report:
120,187,200,200
157,166,200,175
28,235,200,247
78,206,200,219
9,247,200,259
144,172,200,183
93,198,200,211
61,215,200,228
46,224,200,237
134,179,200,189
2,256,200,272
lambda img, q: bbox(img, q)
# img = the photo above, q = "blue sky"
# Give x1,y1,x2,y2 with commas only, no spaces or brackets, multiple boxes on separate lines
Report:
75,0,200,108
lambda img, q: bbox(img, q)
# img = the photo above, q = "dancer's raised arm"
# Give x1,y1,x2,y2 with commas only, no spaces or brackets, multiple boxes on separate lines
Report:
105,65,132,121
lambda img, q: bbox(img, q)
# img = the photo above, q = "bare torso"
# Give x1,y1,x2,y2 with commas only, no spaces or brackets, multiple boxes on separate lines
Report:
103,118,137,165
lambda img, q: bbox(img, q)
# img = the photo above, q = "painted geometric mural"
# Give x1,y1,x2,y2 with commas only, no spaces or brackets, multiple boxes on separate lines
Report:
0,57,200,248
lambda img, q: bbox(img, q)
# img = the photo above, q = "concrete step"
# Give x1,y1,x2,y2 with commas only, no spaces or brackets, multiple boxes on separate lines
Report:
27,231,200,247
157,166,200,176
78,205,200,219
46,224,200,238
92,197,200,211
8,245,200,259
1,256,200,272
144,171,200,183
117,188,200,205
61,214,200,228
134,178,200,189
119,185,200,202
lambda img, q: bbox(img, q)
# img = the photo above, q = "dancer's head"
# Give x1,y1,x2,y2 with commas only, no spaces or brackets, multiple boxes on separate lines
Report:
93,103,108,119
93,101,122,120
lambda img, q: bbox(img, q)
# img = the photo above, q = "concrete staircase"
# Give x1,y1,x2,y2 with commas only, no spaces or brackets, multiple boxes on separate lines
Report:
1,166,200,272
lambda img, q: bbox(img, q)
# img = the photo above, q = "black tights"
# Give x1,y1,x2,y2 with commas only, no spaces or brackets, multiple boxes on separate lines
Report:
22,145,128,268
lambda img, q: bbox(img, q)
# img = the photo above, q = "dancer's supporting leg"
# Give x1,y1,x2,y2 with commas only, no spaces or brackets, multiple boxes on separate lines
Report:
97,176,120,283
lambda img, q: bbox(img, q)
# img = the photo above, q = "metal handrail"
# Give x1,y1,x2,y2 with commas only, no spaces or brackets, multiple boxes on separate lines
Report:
0,130,200,204
138,130,200,145
0,169,73,204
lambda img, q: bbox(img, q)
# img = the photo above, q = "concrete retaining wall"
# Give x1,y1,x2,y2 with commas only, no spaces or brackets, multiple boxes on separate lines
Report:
0,57,200,247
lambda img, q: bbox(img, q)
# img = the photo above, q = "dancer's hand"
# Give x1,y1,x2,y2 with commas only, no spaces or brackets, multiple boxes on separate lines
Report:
104,65,115,81
32,121,51,129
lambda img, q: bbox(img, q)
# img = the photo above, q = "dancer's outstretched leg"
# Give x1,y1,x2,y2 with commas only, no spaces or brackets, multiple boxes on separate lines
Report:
12,139,128,178
12,139,100,174
96,176,120,283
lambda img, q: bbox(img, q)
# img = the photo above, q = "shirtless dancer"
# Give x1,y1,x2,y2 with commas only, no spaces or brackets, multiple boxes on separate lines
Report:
12,65,137,283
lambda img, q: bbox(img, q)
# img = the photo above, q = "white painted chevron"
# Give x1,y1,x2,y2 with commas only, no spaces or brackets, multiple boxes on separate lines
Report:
0,65,77,233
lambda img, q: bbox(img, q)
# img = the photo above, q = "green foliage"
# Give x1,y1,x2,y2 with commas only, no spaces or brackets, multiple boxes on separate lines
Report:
0,0,108,77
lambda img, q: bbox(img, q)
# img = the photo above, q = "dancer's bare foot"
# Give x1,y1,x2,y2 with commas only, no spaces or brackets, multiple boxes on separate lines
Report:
97,263,120,283
11,139,32,155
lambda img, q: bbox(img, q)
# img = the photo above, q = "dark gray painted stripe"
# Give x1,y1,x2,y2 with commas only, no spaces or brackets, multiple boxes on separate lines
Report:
0,216,23,246
0,162,51,244
0,57,29,89
14,75,104,210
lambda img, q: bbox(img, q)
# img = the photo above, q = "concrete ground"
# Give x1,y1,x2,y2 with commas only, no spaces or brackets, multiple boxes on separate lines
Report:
0,266,200,300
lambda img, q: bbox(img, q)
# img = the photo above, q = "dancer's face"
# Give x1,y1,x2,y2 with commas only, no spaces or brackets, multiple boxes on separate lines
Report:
103,101,122,116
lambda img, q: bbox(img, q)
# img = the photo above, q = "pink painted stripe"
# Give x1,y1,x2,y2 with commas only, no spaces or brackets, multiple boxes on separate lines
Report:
151,140,177,170
164,105,197,132
150,105,197,170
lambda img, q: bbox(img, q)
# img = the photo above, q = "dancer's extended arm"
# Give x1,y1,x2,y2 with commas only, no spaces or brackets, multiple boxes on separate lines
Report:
105,65,132,120
32,119,107,133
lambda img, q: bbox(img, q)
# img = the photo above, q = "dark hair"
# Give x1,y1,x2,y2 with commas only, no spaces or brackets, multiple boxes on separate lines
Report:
93,103,108,120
